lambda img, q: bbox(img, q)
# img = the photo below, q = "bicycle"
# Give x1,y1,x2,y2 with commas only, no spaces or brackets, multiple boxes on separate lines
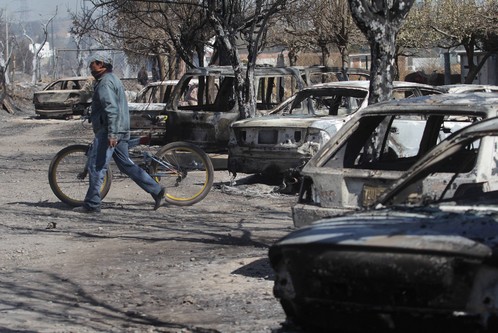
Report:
48,115,214,207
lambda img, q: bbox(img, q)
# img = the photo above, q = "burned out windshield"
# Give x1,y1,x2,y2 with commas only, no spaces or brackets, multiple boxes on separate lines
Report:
322,114,483,172
290,89,368,116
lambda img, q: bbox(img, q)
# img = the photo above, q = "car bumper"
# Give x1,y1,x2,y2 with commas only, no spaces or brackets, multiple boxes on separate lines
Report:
228,149,310,175
35,108,74,117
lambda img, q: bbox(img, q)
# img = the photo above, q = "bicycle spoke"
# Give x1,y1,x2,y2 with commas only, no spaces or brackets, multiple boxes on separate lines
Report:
151,142,213,206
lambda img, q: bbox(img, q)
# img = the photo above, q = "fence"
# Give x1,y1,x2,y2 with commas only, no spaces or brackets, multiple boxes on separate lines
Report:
50,49,148,82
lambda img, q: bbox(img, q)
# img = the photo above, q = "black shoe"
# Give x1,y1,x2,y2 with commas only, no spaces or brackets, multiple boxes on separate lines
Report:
153,187,165,210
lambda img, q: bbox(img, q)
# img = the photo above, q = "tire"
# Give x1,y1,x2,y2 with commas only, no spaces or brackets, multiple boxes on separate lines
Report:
151,141,214,206
48,144,112,207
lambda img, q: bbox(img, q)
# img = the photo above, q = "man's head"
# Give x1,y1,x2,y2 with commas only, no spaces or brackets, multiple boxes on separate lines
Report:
88,51,113,78
87,51,113,69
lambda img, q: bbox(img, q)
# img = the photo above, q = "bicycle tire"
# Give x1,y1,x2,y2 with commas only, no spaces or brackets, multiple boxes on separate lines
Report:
151,141,214,206
48,144,112,207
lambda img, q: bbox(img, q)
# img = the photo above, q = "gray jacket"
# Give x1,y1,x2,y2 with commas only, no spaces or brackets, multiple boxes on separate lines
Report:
90,72,130,140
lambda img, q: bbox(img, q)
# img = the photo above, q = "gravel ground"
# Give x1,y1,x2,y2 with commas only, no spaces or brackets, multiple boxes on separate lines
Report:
0,103,299,333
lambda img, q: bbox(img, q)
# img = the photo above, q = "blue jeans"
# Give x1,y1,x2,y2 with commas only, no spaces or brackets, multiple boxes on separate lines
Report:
84,131,162,210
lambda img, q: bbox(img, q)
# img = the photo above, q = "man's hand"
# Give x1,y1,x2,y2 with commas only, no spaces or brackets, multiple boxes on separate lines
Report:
109,138,118,148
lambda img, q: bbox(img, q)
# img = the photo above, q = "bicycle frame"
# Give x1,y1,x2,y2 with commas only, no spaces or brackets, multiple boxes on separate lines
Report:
128,136,178,176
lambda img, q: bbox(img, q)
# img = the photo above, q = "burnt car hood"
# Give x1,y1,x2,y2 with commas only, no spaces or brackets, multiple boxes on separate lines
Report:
34,90,82,103
128,102,167,112
276,207,498,259
231,114,348,131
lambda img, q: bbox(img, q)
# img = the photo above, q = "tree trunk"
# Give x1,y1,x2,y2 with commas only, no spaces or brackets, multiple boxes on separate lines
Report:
463,42,491,84
206,11,247,120
0,66,15,114
368,32,397,104
338,45,350,70
348,0,414,104
320,42,330,66
245,36,258,118
288,49,298,66
348,0,414,160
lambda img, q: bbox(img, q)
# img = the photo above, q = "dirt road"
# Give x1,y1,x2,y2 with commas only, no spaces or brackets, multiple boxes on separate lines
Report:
0,109,297,333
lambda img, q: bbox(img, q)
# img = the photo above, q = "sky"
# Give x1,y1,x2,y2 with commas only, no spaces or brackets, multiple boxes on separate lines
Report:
0,0,82,21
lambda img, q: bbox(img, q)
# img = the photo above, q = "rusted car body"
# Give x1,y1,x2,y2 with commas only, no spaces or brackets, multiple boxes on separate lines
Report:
33,77,94,118
159,66,305,152
269,116,498,332
292,92,498,227
228,81,443,180
133,80,179,104
129,80,180,140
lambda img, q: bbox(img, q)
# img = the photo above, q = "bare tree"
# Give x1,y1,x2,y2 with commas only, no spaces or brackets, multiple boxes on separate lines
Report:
268,0,364,68
70,1,212,80
267,1,314,65
348,0,415,104
69,4,95,76
204,0,288,118
23,9,57,84
73,0,289,119
399,0,497,83
313,0,364,68
0,9,18,114
427,0,497,83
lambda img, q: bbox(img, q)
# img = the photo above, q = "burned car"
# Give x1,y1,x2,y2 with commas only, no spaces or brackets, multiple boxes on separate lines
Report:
133,80,179,104
292,92,498,227
269,116,498,333
157,66,306,152
128,80,181,140
228,81,443,183
33,76,94,118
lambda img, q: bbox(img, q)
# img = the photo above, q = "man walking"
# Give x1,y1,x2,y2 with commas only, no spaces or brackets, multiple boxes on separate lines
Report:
74,51,165,213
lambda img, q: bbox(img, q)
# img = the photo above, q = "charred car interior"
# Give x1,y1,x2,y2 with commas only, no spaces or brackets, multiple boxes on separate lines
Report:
129,80,182,140
292,92,498,227
129,66,305,152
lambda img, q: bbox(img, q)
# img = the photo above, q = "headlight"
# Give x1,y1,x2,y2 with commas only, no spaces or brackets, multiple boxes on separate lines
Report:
297,128,329,156
305,128,330,149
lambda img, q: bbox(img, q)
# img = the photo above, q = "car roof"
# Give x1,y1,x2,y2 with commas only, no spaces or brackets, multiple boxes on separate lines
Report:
54,76,92,81
265,80,444,116
145,80,179,86
440,84,498,93
355,92,498,116
309,80,441,91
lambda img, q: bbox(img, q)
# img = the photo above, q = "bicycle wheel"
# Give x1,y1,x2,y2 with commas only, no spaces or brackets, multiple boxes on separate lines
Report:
48,144,112,207
151,141,214,206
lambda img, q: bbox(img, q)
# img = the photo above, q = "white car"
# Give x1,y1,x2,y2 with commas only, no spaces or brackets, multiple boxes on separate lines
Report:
228,81,443,184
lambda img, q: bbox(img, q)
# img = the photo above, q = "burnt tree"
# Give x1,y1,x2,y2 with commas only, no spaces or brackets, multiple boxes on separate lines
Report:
0,67,14,114
349,0,414,104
